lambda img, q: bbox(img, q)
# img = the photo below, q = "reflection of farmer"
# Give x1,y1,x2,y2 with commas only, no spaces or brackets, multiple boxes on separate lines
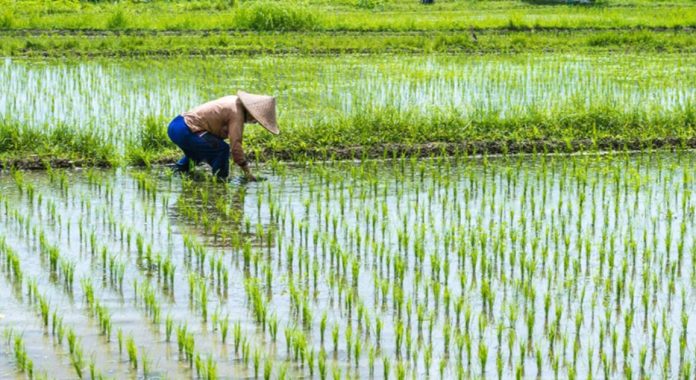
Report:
167,91,280,181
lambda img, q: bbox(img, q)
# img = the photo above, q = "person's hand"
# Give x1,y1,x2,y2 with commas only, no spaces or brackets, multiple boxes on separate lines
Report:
243,166,257,182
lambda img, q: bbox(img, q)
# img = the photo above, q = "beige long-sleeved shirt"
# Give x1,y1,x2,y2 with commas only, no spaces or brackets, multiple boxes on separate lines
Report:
182,96,247,167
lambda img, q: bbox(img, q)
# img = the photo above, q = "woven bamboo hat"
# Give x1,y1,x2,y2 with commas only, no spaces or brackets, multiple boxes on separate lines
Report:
237,90,280,135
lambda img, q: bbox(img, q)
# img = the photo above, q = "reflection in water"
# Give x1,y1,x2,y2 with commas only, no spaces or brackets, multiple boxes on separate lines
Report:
171,173,275,251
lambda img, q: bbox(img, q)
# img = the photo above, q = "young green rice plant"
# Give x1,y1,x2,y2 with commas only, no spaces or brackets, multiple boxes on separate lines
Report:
199,279,209,322
331,363,341,380
231,321,243,354
394,320,403,357
423,344,432,375
38,296,50,329
117,328,124,355
353,337,362,366
195,354,204,378
52,311,64,344
478,341,488,375
165,314,174,342
89,359,97,380
264,357,273,380
176,323,188,356
126,335,138,369
268,313,278,342
318,349,327,380
332,324,339,353
70,347,84,379
278,362,289,380
142,350,151,377
185,333,196,366
67,329,78,355
205,355,217,380
10,333,33,377
253,348,261,378
241,338,251,366
219,314,230,344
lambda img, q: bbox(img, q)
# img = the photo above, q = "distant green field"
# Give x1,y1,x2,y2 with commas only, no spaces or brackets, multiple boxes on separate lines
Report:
1,29,692,57
1,0,695,31
2,0,694,56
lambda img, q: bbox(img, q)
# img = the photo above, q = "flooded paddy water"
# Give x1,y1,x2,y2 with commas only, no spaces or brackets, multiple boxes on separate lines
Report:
2,151,696,379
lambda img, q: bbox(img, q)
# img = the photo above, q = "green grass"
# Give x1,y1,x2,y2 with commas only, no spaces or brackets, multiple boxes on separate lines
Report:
1,0,692,56
1,29,693,56
1,0,695,32
0,122,117,166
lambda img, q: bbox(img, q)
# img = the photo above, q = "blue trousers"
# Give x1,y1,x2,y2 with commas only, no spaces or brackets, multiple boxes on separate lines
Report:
167,115,230,178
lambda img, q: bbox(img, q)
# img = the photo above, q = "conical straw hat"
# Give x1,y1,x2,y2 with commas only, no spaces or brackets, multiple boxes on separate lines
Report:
237,90,280,135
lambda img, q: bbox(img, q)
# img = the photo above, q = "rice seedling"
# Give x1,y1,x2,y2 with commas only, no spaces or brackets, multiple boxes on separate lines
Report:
70,344,85,379
89,359,97,380
332,324,339,353
117,328,124,355
268,313,278,342
219,314,230,344
3,330,35,377
141,350,151,377
232,321,242,354
253,348,261,378
165,314,174,342
264,357,273,380
126,335,138,369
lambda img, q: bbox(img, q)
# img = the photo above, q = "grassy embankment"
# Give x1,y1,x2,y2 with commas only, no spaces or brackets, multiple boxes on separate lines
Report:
1,0,695,168
2,106,695,169
1,0,695,56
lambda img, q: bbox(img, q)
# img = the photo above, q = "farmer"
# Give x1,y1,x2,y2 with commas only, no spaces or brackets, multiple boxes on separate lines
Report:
167,91,280,181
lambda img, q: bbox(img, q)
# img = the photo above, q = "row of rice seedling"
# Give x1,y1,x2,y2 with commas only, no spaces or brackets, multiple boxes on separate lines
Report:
3,148,696,377
273,151,694,378
84,167,286,377
0,235,107,379
1,167,206,377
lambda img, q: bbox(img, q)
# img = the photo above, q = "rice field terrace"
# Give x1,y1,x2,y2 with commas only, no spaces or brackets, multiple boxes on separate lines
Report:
2,151,696,379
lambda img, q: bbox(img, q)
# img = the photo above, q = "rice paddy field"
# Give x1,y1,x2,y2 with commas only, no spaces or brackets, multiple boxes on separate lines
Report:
3,151,696,379
1,52,695,165
2,0,696,379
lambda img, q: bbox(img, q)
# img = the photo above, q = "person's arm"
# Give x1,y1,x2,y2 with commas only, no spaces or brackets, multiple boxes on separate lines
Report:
228,109,256,181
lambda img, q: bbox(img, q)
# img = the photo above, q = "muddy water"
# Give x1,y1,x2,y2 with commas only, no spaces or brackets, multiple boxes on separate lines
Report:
1,152,696,379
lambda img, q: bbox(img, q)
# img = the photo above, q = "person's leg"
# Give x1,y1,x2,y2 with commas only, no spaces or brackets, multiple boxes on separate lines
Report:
210,144,230,179
168,116,230,179
175,131,230,179
176,156,191,171
198,133,230,179
167,115,195,172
